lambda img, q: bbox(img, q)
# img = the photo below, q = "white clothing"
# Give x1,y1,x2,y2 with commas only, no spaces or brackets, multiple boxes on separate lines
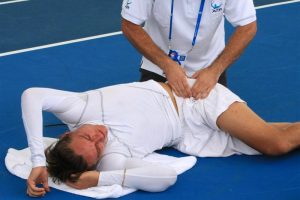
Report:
21,81,181,168
6,137,197,197
21,80,259,190
121,0,256,76
99,157,177,192
174,79,259,156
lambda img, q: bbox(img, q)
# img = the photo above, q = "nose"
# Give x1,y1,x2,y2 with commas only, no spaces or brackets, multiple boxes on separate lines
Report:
92,132,104,141
97,125,107,135
94,126,107,140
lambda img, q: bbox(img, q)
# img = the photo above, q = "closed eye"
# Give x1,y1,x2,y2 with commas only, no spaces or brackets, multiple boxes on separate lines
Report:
80,135,92,141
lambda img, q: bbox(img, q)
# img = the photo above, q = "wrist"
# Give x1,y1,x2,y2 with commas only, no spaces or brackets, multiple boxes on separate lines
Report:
208,62,225,78
90,171,100,187
161,57,172,73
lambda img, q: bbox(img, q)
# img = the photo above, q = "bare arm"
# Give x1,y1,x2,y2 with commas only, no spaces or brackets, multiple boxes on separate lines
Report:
192,21,257,99
121,18,191,98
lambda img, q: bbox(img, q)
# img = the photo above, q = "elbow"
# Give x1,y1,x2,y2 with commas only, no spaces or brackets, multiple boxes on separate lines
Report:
162,167,178,190
21,88,36,101
237,21,257,40
160,173,177,192
21,87,41,101
146,177,177,193
250,21,257,37
147,167,178,192
21,87,43,106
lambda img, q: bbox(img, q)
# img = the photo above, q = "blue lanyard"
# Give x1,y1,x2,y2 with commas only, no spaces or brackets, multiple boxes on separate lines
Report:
168,0,206,49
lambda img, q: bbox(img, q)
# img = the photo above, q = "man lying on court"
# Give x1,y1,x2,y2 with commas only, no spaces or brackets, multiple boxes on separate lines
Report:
22,79,300,197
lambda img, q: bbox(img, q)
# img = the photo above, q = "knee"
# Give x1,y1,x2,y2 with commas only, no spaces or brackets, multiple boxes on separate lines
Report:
261,140,292,156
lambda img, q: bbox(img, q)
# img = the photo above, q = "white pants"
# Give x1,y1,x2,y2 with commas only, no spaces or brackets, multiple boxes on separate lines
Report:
174,80,260,157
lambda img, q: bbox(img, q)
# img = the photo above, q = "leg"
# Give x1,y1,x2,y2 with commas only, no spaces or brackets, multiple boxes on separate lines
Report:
217,102,300,156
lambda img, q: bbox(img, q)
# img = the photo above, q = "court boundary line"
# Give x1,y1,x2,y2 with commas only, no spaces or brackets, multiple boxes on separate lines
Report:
255,0,300,9
0,0,299,58
0,0,29,5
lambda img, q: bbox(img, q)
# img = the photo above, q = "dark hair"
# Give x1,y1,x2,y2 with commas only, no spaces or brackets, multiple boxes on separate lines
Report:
45,134,89,183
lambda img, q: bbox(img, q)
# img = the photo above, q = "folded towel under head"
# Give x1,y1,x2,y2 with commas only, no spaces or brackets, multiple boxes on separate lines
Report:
5,137,197,199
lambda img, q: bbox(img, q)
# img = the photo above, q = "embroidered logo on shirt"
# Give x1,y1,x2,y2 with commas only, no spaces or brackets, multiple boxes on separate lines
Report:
125,0,132,9
211,0,223,13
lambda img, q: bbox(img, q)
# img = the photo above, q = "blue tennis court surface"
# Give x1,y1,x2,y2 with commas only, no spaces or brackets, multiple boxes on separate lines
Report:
0,1,299,200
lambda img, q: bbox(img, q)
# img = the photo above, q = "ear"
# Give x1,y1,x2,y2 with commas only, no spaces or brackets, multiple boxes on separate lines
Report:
59,131,71,139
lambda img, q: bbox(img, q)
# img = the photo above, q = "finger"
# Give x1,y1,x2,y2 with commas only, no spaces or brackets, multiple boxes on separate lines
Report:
43,180,50,192
170,83,182,98
28,181,46,193
179,76,192,97
196,87,211,99
191,83,202,98
180,78,192,97
27,187,45,197
40,177,50,192
172,85,181,97
168,80,182,97
28,191,45,197
191,72,199,79
195,92,208,100
28,186,45,194
177,81,187,98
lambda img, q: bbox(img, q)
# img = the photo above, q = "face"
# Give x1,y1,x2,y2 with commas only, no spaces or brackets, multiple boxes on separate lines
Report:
68,124,108,168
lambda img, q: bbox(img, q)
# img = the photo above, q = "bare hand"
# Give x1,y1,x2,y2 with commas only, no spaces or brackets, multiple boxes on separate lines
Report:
191,67,220,99
66,171,99,190
27,167,50,197
165,64,191,98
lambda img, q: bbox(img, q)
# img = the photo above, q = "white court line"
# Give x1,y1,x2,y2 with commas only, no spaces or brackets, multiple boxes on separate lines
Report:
256,0,300,9
0,0,29,5
0,31,123,57
0,0,299,57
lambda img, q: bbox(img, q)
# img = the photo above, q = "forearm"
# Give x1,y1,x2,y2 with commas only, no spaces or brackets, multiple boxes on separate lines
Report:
22,88,47,167
97,157,177,192
121,18,174,73
209,21,257,75
99,165,177,192
21,88,77,167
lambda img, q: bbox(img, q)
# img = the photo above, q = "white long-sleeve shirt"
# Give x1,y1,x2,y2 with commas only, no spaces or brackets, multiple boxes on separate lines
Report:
21,80,181,166
21,80,181,191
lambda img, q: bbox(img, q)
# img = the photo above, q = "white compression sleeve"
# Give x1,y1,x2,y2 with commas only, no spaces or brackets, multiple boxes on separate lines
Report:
21,87,81,167
99,164,177,192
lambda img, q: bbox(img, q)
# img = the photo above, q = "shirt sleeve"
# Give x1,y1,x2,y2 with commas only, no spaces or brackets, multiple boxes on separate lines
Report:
121,0,154,25
224,0,256,27
21,88,80,167
97,154,177,192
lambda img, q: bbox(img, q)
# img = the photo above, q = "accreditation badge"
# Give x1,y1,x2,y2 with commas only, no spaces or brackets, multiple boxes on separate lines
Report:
168,49,187,66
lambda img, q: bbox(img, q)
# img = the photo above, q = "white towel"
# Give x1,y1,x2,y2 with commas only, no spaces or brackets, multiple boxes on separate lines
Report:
5,137,197,199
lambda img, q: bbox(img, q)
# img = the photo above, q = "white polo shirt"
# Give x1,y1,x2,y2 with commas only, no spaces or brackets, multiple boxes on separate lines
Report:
121,0,256,77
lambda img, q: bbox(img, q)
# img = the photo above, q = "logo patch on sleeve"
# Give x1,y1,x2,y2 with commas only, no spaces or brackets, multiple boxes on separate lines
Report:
211,0,223,13
125,0,132,9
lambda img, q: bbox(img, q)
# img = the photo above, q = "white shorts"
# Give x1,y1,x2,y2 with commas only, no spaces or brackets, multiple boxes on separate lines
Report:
174,80,260,157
